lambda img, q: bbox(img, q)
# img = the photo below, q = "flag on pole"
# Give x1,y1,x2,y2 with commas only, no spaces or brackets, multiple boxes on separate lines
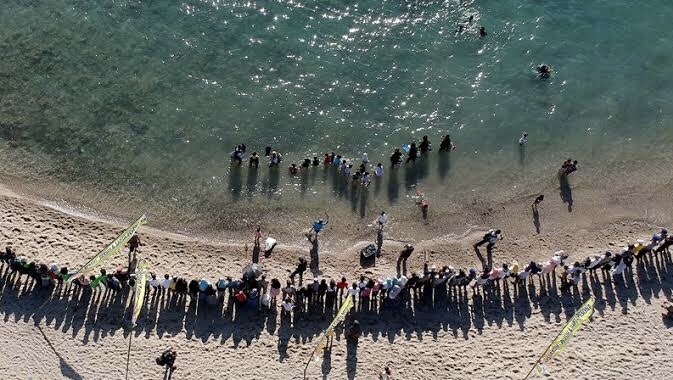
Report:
68,214,147,282
525,296,595,378
131,259,148,325
310,294,354,360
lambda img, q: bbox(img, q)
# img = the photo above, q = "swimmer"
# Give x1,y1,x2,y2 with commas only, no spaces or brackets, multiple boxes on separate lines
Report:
312,156,320,166
288,164,299,175
518,132,528,145
537,64,551,79
362,153,369,164
479,26,487,37
301,158,311,169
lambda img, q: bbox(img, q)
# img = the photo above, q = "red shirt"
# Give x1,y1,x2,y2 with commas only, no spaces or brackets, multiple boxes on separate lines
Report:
235,291,247,303
336,281,348,289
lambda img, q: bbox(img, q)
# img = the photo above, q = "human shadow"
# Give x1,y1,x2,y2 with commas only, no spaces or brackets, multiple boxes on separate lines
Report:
559,174,573,212
245,167,259,196
228,165,243,201
438,152,451,181
532,205,541,234
387,169,400,204
310,236,320,275
267,166,280,196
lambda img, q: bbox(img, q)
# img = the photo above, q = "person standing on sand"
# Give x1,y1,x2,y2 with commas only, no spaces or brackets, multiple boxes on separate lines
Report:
376,211,388,231
290,257,308,285
397,244,414,275
127,232,142,269
474,229,503,251
254,227,262,246
532,195,544,208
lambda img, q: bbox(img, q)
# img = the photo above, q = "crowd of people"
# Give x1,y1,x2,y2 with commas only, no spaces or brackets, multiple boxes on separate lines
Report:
227,133,457,189
2,222,672,320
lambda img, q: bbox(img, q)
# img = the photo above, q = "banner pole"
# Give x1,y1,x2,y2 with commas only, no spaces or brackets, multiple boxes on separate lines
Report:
125,327,134,380
303,333,323,380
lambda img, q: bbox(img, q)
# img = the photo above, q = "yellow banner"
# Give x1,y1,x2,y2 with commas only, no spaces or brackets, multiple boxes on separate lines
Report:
537,296,595,374
68,214,147,282
131,259,148,325
313,294,354,358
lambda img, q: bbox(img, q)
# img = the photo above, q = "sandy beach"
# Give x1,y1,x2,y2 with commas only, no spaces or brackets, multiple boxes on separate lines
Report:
1,178,673,380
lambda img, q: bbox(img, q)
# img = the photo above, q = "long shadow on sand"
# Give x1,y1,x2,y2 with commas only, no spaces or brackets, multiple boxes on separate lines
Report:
0,250,672,378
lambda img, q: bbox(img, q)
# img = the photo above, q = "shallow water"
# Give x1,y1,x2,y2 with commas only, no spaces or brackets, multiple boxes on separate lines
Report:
1,0,673,231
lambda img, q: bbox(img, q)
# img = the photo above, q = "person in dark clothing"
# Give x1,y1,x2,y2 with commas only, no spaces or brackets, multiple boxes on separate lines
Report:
312,156,320,166
188,279,200,299
390,148,402,167
397,244,414,275
290,257,308,285
345,320,362,341
249,152,260,168
406,143,418,163
439,135,453,152
419,135,431,154
301,158,311,168
156,349,177,371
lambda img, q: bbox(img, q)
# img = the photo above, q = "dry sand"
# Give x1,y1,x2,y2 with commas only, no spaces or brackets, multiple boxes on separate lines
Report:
1,180,673,380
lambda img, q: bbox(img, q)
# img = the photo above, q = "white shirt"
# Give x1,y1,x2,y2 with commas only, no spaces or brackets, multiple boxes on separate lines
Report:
348,287,360,296
162,278,171,289
377,213,388,225
375,166,384,177
519,135,528,145
150,278,161,287
282,301,294,311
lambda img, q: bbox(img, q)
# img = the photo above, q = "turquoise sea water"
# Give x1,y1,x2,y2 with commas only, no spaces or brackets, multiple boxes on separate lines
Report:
2,1,673,230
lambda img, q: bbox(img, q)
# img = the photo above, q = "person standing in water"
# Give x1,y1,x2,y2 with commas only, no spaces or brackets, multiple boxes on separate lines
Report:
406,143,418,163
479,26,487,37
390,148,403,167
439,135,454,152
374,163,384,177
249,152,260,168
518,132,528,145
419,135,431,154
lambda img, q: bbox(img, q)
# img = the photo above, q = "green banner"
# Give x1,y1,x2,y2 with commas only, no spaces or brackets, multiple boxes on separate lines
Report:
132,259,148,324
68,214,147,282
